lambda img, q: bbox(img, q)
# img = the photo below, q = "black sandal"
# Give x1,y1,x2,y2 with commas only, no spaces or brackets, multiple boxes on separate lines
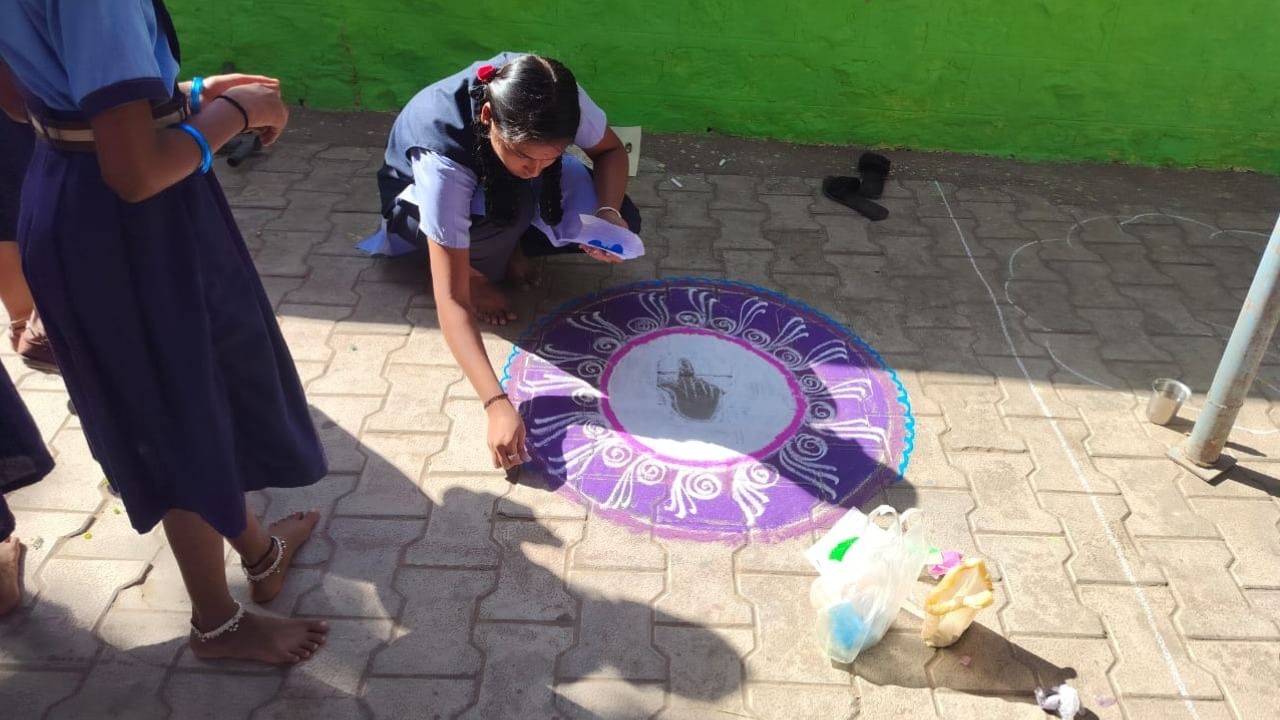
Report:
821,176,889,222
856,152,891,199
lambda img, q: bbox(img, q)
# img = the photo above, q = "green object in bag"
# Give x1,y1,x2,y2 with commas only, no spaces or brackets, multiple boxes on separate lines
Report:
829,536,859,562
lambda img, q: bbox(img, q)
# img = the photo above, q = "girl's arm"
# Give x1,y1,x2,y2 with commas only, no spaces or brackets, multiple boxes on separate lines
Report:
178,74,281,113
0,62,27,123
428,240,527,469
583,127,630,222
89,83,287,202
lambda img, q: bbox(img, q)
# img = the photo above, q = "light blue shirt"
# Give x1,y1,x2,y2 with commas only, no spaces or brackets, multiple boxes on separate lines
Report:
404,149,599,251
0,0,179,116
409,149,479,249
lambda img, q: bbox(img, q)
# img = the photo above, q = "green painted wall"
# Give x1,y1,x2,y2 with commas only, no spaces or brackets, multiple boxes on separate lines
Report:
169,1,1280,172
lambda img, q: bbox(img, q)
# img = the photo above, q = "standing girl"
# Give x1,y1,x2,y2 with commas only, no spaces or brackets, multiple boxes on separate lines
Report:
0,0,328,663
0,113,56,371
368,52,640,471
0,83,53,619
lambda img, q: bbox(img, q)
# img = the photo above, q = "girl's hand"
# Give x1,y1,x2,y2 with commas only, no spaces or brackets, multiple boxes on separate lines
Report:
582,245,623,264
582,209,627,264
486,399,529,470
222,83,290,146
201,73,281,100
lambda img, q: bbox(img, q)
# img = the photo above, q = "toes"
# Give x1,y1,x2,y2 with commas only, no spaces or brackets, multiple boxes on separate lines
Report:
271,510,320,537
306,620,330,633
282,509,318,525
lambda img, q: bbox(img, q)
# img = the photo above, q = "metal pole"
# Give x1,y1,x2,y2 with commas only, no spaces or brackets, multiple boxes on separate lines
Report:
1177,213,1280,469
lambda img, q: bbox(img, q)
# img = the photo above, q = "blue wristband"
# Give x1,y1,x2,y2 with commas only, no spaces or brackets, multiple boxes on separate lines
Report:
190,76,204,113
176,122,213,175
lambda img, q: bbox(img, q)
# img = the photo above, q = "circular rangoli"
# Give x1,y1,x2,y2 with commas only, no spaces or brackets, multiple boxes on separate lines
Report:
504,279,914,540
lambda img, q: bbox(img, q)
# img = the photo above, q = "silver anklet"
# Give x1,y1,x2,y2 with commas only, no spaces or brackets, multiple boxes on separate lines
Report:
243,535,287,583
191,602,245,642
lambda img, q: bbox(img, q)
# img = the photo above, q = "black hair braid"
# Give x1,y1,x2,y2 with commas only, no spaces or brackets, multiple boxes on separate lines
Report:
470,82,519,226
538,157,565,226
473,132,520,226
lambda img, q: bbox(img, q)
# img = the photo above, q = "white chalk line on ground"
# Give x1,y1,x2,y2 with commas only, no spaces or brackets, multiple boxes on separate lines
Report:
934,182,1203,719
1209,228,1268,242
1042,340,1278,435
1007,213,1280,438
1004,211,1264,333
1042,340,1114,390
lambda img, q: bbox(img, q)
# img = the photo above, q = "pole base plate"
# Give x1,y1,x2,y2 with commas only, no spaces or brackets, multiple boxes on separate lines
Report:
1167,446,1237,483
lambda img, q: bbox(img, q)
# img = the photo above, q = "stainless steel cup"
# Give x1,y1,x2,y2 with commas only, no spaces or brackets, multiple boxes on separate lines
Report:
1147,378,1191,425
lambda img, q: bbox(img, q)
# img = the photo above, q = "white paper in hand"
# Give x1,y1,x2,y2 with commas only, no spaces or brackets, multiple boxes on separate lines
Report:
567,213,646,260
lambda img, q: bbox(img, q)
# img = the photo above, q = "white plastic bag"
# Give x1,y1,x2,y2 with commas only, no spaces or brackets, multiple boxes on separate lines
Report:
806,503,879,576
809,505,929,663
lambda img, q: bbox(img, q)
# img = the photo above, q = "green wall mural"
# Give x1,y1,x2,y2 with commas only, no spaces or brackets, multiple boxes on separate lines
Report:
170,0,1280,172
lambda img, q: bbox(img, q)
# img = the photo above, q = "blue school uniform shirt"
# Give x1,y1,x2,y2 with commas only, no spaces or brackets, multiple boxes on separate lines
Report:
0,0,179,117
384,52,608,250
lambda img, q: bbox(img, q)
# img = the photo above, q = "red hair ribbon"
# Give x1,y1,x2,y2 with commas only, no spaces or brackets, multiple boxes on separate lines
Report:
476,64,497,83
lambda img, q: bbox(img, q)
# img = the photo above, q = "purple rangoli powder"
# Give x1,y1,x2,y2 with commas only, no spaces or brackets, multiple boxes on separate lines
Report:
504,279,915,541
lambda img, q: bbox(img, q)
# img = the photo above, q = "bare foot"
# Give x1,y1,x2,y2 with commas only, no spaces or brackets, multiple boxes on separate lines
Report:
469,273,516,326
245,510,320,604
0,537,22,617
506,246,544,290
190,610,328,664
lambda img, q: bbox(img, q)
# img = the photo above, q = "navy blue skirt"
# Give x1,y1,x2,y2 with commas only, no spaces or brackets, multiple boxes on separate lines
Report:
17,139,327,538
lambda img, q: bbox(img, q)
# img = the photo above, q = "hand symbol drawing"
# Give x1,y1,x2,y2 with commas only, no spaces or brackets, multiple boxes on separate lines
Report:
658,359,724,421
